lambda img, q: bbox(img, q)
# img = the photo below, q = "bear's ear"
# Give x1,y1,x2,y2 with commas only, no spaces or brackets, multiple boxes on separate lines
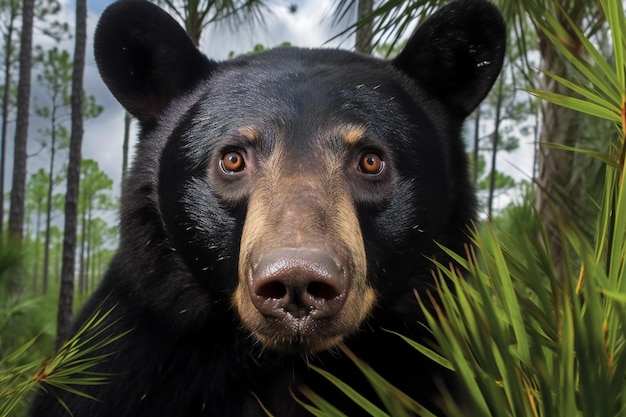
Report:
392,0,506,118
94,0,216,125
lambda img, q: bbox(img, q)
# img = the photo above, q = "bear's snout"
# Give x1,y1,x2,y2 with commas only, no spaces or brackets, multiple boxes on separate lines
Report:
233,147,374,353
250,249,347,320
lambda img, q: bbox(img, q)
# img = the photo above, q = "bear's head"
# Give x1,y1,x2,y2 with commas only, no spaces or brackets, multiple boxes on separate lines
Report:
95,0,505,353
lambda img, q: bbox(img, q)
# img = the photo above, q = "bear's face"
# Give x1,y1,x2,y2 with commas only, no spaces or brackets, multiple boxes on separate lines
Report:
95,0,505,353
157,55,453,352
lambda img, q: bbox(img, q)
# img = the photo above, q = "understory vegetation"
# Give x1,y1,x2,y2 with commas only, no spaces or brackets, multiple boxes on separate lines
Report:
300,0,626,416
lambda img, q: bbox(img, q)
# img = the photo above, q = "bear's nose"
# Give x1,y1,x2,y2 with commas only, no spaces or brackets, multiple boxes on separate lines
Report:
250,249,347,320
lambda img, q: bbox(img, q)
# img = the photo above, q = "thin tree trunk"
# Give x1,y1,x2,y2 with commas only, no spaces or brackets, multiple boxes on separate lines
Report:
355,0,374,54
33,205,41,292
78,200,87,292
91,232,100,292
84,207,92,293
472,106,481,186
8,0,34,241
487,77,505,218
57,0,86,347
532,98,540,182
56,240,61,284
42,109,57,294
185,5,202,47
0,3,17,237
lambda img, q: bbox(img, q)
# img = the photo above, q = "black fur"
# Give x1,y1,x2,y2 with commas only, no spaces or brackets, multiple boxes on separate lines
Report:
31,1,505,415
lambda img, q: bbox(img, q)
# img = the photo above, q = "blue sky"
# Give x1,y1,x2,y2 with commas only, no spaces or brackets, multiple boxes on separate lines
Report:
87,0,111,14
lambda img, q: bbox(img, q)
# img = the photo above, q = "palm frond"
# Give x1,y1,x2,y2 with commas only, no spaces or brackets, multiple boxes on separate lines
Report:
328,0,447,53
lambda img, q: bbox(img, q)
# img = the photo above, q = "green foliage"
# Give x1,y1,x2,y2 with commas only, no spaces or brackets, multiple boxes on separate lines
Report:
0,283,57,364
77,159,118,294
34,0,70,42
0,239,23,318
34,47,72,106
0,305,129,417
228,42,293,59
303,1,626,416
472,154,517,192
374,39,407,59
330,0,448,52
292,344,437,417
0,245,118,416
156,0,270,46
34,46,103,135
19,158,116,297
0,244,53,417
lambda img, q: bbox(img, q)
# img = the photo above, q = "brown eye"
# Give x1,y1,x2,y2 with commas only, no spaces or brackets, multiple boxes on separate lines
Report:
359,153,383,175
221,151,245,173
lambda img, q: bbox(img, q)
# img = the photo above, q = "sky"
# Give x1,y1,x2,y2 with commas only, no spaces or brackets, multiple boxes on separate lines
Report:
7,0,536,227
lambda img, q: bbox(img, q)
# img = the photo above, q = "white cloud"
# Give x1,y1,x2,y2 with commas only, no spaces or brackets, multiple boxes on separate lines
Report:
200,0,347,58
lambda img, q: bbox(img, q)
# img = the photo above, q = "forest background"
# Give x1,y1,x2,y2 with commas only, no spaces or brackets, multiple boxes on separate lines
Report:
1,0,620,416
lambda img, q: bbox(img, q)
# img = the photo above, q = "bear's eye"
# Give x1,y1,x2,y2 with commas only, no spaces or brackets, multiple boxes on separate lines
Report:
358,153,384,175
221,151,245,173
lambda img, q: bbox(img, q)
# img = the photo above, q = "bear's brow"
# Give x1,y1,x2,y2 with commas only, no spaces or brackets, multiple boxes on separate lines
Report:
341,124,367,145
238,126,261,142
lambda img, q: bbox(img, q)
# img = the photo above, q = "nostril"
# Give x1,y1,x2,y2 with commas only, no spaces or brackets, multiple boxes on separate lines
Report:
256,281,287,299
307,281,340,300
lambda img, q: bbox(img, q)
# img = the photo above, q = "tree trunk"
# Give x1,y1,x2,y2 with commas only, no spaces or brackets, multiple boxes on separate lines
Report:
33,204,41,292
185,4,201,47
7,0,34,241
78,200,87,292
57,0,86,347
472,106,481,186
355,0,374,54
42,111,57,294
84,207,92,293
0,3,17,237
535,32,580,277
488,77,505,218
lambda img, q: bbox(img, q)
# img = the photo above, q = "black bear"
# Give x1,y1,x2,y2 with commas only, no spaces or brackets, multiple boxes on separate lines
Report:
31,0,504,415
